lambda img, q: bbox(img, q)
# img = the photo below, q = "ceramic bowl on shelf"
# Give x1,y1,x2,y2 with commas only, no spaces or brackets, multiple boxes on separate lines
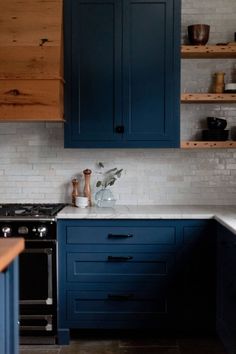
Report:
202,129,229,141
207,117,227,130
224,83,236,93
188,24,210,45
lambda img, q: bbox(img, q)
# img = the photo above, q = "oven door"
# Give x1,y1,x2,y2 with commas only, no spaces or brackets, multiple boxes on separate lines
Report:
19,240,56,306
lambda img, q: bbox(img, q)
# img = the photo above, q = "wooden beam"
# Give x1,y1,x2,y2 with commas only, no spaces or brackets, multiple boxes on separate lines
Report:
0,0,62,46
0,79,64,121
0,46,61,79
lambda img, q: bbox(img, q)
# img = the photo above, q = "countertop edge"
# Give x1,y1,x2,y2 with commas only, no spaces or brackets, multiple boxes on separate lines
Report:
0,238,25,272
56,205,236,235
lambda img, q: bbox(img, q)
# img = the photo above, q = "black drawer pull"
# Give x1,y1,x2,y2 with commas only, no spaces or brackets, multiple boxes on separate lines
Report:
107,294,134,301
108,234,133,239
115,126,124,134
107,256,133,261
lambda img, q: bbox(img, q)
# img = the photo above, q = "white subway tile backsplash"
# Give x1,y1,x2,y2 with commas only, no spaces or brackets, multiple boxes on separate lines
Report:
0,0,235,205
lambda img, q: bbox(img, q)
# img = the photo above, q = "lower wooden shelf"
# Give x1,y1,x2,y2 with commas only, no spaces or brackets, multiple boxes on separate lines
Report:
181,141,236,149
181,93,236,103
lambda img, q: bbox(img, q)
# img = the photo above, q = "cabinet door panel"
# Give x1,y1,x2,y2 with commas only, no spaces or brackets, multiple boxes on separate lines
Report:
123,0,180,145
65,0,122,144
217,225,236,353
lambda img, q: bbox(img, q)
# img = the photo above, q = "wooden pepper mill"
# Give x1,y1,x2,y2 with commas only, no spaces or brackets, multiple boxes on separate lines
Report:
83,169,92,206
71,177,79,206
214,72,225,93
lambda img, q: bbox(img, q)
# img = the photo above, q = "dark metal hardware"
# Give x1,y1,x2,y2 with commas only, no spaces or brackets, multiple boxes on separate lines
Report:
108,255,133,261
107,294,134,301
108,234,133,239
107,256,133,261
115,126,124,133
19,315,53,332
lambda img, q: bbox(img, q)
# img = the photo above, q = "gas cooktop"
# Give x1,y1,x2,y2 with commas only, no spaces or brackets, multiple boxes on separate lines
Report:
0,203,66,219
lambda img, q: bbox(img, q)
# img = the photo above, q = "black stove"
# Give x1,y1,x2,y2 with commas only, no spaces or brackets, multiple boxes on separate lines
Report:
0,203,66,239
0,203,65,219
0,203,66,343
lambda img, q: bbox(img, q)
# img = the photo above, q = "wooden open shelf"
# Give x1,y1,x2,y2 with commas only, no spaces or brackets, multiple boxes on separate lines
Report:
181,45,236,58
181,93,236,103
181,141,236,149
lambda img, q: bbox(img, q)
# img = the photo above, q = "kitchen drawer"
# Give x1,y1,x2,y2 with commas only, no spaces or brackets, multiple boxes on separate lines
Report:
66,288,175,327
66,252,175,282
66,226,176,245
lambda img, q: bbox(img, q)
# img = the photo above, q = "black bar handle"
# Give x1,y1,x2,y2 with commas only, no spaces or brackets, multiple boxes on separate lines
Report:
107,294,134,301
108,234,133,239
115,126,124,134
107,256,133,261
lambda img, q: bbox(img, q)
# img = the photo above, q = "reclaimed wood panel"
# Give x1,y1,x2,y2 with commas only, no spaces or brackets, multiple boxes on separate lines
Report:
0,79,64,121
0,0,62,46
181,45,236,58
0,46,61,79
0,0,63,121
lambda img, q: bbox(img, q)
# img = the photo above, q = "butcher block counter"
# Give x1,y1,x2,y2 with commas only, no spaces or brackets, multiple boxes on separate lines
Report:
0,238,24,272
0,238,24,354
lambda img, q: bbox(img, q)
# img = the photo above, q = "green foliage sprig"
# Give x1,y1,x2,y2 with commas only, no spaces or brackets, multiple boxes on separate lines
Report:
96,162,123,188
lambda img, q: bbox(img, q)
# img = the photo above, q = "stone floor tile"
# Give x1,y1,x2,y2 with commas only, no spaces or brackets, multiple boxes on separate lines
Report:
119,337,178,348
60,347,119,354
178,336,226,354
119,348,180,354
60,341,119,354
20,350,60,354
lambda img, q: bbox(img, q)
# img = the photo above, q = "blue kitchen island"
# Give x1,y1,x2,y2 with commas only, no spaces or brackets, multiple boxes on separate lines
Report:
0,238,24,354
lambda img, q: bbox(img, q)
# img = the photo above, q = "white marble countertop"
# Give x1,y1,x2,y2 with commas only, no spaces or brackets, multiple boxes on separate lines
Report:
57,205,236,235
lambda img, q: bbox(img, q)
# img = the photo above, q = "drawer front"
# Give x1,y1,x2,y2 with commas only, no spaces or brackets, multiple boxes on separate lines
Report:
66,288,175,326
66,226,176,245
66,252,175,282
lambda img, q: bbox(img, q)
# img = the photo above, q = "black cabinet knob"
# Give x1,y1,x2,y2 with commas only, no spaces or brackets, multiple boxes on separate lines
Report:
115,126,124,133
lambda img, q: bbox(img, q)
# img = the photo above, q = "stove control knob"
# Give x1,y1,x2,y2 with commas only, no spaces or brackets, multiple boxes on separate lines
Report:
38,226,47,238
2,226,11,238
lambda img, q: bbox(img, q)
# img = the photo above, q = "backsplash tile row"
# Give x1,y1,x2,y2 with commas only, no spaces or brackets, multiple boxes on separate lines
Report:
0,123,235,205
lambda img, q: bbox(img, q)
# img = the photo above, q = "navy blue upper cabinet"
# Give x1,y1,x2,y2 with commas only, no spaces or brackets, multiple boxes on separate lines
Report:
64,0,180,148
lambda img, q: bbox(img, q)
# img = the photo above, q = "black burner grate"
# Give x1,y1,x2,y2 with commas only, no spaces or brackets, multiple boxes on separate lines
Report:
0,204,66,218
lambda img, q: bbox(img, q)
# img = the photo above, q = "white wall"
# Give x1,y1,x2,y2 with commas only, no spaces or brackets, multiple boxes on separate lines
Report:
0,0,235,205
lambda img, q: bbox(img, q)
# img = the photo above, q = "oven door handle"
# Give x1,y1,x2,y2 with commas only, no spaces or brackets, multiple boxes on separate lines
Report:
20,315,53,332
20,248,53,305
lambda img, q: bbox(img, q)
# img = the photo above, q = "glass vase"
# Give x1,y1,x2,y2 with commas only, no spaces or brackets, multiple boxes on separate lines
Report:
95,188,116,208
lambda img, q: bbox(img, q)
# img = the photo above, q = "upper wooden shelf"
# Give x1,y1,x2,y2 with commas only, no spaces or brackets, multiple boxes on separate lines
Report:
181,93,236,103
181,45,236,58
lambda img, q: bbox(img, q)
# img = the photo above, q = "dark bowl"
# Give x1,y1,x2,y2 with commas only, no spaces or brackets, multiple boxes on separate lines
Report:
202,129,229,141
207,117,227,130
188,24,210,45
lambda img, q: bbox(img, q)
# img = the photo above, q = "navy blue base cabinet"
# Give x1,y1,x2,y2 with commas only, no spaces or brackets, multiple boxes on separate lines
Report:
217,224,236,354
57,219,215,344
64,0,180,148
0,259,19,354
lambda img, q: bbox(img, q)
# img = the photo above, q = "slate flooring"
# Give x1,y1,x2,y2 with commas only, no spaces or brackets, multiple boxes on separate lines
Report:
20,334,227,354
